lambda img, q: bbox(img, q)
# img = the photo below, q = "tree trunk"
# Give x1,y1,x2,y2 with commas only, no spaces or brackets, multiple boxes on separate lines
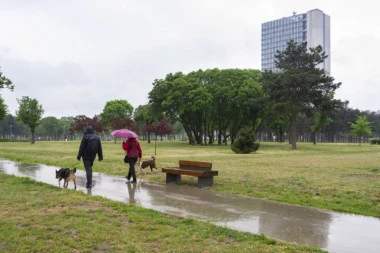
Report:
31,129,35,144
218,131,222,145
147,131,151,144
312,132,316,145
290,112,297,149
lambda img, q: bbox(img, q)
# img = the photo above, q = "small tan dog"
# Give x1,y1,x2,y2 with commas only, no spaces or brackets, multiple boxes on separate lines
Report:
138,156,157,174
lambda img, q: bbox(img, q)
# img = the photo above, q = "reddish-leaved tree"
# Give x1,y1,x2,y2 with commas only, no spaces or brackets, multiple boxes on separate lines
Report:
69,115,106,136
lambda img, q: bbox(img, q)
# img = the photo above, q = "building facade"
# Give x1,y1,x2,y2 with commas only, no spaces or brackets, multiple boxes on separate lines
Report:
261,9,330,73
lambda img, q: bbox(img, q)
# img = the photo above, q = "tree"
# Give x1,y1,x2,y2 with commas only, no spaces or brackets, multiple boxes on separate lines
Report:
262,40,344,149
69,115,106,136
0,97,7,121
322,105,360,142
0,68,14,121
231,127,260,154
154,119,173,140
311,93,347,144
60,116,74,140
349,115,372,144
134,104,163,143
149,71,210,145
311,113,331,145
35,116,62,140
148,69,264,145
16,96,44,144
100,100,133,127
110,118,135,131
172,121,186,140
204,69,263,145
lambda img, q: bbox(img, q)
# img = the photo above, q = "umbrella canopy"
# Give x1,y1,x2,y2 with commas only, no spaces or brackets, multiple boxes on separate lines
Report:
111,129,138,138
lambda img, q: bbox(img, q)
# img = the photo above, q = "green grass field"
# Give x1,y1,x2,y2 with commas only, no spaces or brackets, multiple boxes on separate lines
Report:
0,140,379,252
1,140,379,217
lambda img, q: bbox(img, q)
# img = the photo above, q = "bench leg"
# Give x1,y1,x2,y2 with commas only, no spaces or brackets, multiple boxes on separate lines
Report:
197,177,213,188
166,173,181,183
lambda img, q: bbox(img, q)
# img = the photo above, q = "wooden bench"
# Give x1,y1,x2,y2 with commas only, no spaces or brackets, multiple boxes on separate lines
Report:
162,160,218,188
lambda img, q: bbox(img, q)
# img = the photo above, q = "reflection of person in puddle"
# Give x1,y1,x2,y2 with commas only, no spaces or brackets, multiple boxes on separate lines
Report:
126,181,137,204
87,188,92,195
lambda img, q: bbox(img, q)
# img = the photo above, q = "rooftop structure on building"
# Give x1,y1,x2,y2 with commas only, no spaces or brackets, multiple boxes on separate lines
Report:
261,9,330,73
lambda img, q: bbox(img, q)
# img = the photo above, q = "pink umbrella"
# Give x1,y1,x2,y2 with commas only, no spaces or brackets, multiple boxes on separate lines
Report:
111,129,138,138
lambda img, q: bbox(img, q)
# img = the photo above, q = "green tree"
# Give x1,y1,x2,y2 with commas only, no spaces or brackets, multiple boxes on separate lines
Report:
149,72,211,144
172,121,185,140
60,116,74,140
16,96,44,144
0,97,7,121
349,115,372,144
0,68,14,121
231,127,260,154
262,40,344,149
100,99,133,127
134,104,163,143
311,93,347,144
311,112,331,145
149,69,264,145
36,116,62,140
322,105,361,142
204,69,263,145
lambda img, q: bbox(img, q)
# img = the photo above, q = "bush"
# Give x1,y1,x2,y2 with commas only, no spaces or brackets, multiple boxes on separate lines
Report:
370,138,380,145
231,127,260,154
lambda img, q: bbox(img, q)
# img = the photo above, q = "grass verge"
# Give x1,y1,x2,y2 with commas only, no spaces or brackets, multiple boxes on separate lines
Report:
0,173,325,252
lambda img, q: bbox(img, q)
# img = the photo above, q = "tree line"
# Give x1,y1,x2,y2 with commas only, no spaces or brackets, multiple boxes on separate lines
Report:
1,41,379,148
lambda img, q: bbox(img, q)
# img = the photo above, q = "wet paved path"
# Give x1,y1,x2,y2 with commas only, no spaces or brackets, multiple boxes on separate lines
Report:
1,159,379,253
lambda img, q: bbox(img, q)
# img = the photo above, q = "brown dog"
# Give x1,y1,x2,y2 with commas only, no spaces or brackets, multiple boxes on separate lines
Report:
55,168,77,189
138,156,157,174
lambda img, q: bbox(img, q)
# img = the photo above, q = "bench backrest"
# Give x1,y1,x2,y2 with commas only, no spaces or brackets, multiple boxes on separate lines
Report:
179,160,212,171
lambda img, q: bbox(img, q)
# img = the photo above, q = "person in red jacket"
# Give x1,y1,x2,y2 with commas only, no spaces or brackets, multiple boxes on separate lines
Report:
122,137,142,183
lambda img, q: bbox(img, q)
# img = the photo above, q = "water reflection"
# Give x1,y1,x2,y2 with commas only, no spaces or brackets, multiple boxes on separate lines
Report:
1,159,379,253
126,181,140,204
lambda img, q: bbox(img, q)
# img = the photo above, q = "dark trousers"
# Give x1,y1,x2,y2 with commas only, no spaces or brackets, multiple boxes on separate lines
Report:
126,157,138,181
83,159,94,186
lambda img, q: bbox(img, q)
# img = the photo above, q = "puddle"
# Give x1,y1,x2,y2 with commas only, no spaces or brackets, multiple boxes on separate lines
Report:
1,159,379,253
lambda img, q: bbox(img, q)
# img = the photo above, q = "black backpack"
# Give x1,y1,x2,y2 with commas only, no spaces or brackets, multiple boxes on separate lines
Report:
87,136,99,154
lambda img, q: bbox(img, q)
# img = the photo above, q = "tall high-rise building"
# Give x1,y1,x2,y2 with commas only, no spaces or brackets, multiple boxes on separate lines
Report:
261,9,330,73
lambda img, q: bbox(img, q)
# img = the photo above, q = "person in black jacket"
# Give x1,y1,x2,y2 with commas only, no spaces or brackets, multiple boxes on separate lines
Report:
77,126,103,188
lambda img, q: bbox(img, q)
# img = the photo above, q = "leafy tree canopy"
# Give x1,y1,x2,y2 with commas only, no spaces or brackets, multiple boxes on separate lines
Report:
35,116,62,139
100,99,133,127
0,68,14,121
0,97,7,121
349,115,372,143
69,115,106,134
0,68,14,91
16,96,44,144
149,68,264,145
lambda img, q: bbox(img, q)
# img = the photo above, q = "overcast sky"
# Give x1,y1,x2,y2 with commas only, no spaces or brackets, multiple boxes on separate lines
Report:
1,0,379,118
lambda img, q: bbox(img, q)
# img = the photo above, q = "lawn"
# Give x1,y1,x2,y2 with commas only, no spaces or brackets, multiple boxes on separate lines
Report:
1,140,379,217
2,140,379,252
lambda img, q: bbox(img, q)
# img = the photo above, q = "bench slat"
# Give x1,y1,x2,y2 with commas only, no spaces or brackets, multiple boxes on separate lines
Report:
179,160,212,169
162,168,218,177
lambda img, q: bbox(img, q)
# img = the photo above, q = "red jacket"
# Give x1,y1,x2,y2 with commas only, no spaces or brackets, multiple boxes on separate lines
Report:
122,138,142,158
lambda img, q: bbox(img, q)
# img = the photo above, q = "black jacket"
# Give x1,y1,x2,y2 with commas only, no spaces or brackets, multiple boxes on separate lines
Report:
77,126,103,161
